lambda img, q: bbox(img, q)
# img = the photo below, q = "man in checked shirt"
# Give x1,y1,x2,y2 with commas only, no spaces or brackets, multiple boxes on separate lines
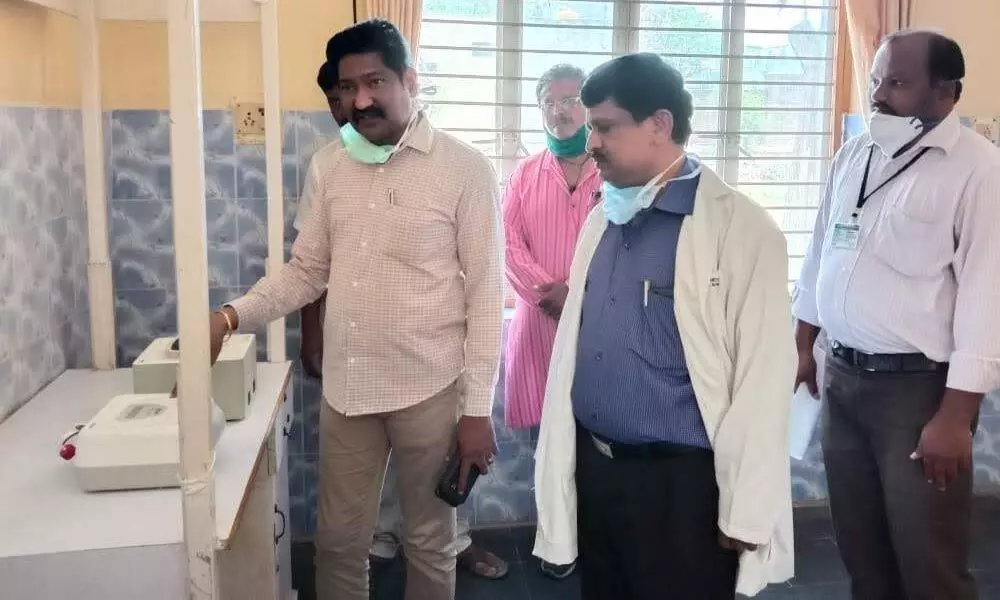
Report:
206,20,504,600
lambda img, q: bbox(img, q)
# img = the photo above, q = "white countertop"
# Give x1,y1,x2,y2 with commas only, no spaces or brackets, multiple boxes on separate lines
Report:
0,362,291,559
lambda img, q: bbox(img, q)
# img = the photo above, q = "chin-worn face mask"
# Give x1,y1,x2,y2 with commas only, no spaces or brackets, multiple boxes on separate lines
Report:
338,122,395,165
867,112,938,158
601,153,695,225
339,108,420,165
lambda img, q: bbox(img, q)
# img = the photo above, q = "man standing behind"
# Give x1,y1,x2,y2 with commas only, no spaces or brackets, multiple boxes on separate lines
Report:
296,60,347,378
533,53,796,599
205,20,504,600
794,30,1000,599
503,63,598,580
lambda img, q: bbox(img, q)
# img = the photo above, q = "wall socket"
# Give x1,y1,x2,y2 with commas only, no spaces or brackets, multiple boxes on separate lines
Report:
234,102,265,144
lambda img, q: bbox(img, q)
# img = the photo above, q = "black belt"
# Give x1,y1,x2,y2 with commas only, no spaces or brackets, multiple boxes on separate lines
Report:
579,423,711,460
831,341,946,373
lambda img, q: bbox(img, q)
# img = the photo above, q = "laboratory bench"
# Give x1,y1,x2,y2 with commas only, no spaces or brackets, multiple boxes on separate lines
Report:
0,363,296,600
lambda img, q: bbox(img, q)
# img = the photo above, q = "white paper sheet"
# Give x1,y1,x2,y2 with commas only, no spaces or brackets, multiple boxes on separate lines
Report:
789,384,822,460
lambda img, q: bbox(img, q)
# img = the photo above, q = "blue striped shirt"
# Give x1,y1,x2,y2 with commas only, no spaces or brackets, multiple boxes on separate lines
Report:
571,157,710,447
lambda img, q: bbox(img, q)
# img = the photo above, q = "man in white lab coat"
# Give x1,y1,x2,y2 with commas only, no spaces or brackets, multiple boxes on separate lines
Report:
533,53,797,599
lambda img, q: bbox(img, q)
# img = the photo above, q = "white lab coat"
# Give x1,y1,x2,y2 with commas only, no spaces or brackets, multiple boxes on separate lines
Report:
533,165,797,597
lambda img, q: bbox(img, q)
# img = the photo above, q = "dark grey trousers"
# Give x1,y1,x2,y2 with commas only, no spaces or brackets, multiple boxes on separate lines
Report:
822,352,978,600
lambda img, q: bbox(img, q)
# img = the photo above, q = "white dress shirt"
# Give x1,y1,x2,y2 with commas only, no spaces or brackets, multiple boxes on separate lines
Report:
293,137,342,231
793,111,1000,394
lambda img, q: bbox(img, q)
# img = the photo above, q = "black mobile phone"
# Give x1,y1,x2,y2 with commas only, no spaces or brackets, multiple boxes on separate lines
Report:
434,447,482,507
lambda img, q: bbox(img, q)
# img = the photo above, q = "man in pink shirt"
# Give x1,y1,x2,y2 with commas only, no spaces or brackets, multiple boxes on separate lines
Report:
503,63,600,579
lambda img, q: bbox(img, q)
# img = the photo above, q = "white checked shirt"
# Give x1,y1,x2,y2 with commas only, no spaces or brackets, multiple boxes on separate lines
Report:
793,111,1000,394
229,113,505,416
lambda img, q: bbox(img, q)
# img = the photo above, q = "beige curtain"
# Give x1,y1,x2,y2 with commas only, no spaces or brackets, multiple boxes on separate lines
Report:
364,0,425,61
844,0,913,120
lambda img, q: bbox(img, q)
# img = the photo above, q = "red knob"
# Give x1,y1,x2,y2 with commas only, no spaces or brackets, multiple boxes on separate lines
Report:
59,444,76,460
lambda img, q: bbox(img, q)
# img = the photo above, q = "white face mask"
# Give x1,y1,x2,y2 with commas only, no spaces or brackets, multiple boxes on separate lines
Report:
867,112,929,158
601,153,701,225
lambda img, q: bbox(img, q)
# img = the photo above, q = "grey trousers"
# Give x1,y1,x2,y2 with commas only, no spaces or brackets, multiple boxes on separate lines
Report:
821,352,978,600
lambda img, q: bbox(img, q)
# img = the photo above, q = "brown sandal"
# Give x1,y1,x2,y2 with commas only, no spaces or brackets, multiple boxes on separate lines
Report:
457,544,510,580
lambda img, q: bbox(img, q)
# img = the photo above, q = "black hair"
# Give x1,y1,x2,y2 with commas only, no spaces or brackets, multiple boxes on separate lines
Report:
325,19,412,80
316,61,337,92
536,64,586,102
886,30,965,101
581,53,693,144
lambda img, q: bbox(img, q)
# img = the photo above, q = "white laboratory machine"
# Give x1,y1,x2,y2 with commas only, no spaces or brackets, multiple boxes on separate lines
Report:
61,393,226,492
132,334,257,421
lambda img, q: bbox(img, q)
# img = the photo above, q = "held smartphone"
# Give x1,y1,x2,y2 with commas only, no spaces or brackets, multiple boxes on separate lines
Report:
434,447,482,507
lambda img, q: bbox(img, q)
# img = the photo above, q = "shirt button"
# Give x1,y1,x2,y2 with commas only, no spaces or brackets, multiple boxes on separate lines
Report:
369,203,375,209
377,167,385,174
352,281,359,288
624,242,631,250
350,321,357,328
349,358,356,365
596,352,604,361
361,241,368,248
609,296,616,305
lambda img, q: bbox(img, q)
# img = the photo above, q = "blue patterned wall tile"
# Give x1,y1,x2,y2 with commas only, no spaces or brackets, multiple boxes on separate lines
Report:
983,391,1000,418
281,112,298,158
236,197,268,286
300,374,323,456
48,217,76,326
974,416,1000,491
110,201,176,292
0,107,88,418
110,110,172,201
203,111,236,200
286,372,305,456
208,286,248,310
290,455,319,539
207,248,240,288
205,197,239,250
203,110,235,156
60,313,93,370
235,143,299,201
115,288,177,366
294,111,340,192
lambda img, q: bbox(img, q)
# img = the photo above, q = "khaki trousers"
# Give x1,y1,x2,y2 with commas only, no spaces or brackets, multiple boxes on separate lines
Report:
314,384,459,600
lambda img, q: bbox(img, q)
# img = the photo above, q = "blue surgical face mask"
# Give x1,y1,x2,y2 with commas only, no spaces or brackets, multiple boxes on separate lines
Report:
601,153,692,225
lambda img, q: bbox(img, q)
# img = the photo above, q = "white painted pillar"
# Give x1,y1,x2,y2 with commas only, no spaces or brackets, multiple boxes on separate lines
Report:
165,0,217,597
258,0,286,363
78,0,116,370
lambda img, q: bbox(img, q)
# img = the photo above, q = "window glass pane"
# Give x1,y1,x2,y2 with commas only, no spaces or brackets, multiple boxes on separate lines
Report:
637,2,725,81
420,0,839,284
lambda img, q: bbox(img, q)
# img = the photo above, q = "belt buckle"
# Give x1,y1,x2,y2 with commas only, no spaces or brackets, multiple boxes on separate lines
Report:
591,435,614,459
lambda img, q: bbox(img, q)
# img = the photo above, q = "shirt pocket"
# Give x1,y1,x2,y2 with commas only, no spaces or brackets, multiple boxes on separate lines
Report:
625,286,688,371
868,207,952,279
383,200,454,265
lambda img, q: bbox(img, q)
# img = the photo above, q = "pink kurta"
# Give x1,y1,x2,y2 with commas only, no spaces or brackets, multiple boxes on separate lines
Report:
503,151,601,428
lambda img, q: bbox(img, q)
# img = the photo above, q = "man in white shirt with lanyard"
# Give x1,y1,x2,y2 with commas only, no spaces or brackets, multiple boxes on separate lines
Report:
794,30,1000,599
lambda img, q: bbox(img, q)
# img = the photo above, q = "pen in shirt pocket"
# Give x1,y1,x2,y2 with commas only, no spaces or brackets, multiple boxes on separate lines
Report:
388,189,396,205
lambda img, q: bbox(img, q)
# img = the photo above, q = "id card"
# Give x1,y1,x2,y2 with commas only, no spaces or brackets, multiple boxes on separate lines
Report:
831,222,860,250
